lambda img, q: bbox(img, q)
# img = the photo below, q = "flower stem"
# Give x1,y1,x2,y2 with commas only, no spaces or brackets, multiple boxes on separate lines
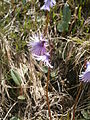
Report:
46,67,52,120
44,11,52,120
73,82,83,120
44,11,49,36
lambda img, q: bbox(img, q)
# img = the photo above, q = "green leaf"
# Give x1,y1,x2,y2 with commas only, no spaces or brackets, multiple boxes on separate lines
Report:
81,110,90,119
10,69,22,86
78,6,82,20
57,21,69,32
63,3,71,23
22,64,28,75
18,95,26,100
10,116,20,120
42,66,48,73
51,71,56,78
22,0,26,5
71,37,84,44
67,111,70,120
57,3,71,32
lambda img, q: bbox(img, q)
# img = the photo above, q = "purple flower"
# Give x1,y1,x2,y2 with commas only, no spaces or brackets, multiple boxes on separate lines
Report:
41,0,56,11
79,62,90,82
33,53,53,68
28,34,47,56
28,34,53,68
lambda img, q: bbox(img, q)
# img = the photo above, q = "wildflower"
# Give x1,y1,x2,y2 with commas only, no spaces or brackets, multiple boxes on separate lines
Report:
40,0,56,11
79,62,90,82
33,53,53,68
28,34,53,68
28,34,47,56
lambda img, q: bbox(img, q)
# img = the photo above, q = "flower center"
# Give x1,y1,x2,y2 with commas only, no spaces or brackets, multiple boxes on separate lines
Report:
41,41,45,47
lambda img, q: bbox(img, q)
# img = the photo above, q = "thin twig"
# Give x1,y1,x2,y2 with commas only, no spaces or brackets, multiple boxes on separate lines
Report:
3,101,18,120
73,82,83,120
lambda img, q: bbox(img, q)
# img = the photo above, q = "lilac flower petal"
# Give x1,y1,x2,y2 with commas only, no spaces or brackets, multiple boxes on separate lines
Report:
28,34,47,56
28,34,53,68
30,42,46,55
44,0,48,2
79,62,90,82
82,71,90,82
86,62,90,68
33,53,53,68
41,5,50,11
40,0,56,11
50,0,56,7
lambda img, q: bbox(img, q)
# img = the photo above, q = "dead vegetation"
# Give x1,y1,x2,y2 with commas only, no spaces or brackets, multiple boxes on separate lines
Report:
0,0,90,120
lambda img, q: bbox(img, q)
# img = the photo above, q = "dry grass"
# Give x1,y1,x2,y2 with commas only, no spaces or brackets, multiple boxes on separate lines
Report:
0,0,90,120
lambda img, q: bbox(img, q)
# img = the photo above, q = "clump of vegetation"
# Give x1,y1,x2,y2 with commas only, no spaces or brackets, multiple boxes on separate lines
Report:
0,0,90,120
